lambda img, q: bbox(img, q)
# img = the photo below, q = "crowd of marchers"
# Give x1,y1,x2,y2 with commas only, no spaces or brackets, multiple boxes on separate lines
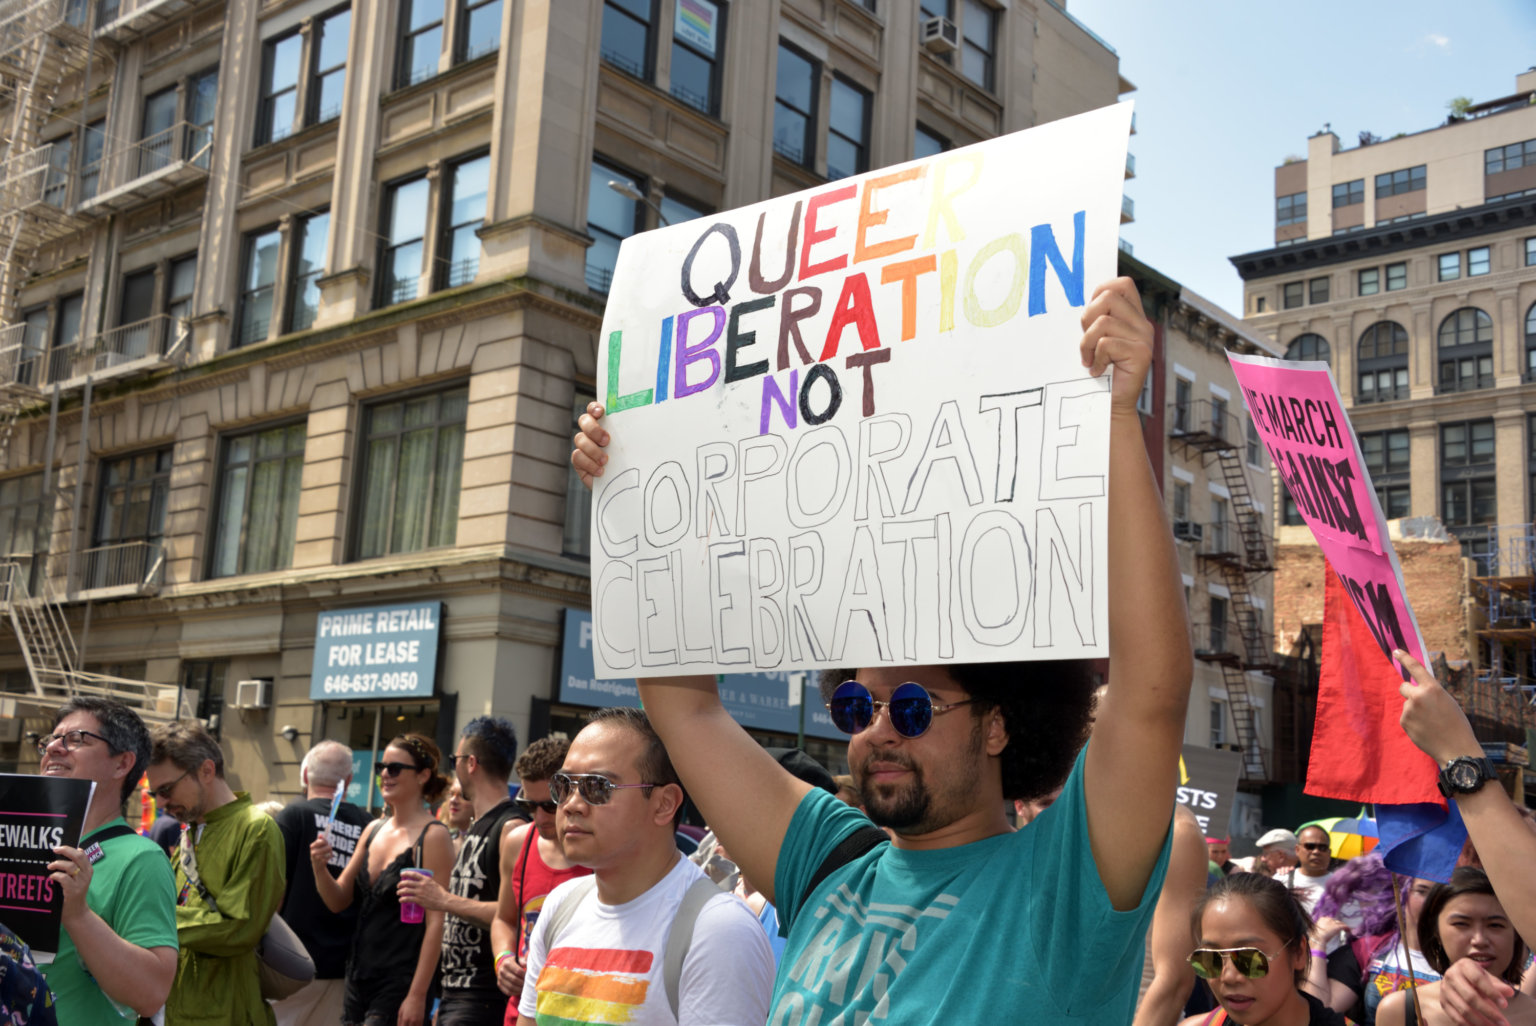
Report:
1,277,1532,1026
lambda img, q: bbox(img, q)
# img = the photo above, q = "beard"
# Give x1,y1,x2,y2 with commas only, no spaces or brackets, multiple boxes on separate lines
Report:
858,752,930,830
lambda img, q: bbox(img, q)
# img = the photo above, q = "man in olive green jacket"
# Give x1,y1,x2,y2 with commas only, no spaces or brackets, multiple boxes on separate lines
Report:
147,721,285,1026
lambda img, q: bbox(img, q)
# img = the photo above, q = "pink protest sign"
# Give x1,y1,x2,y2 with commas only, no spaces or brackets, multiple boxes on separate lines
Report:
1227,352,1427,671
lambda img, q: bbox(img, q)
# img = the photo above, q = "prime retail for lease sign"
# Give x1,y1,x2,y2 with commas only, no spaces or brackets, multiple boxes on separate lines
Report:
310,601,442,700
590,103,1134,677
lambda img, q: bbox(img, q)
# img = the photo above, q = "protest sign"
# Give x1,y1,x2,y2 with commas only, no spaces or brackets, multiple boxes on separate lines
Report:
591,103,1133,677
0,774,93,960
1177,744,1243,838
1227,353,1427,670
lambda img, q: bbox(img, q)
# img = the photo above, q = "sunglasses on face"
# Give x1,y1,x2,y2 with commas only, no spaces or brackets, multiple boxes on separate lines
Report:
378,761,421,777
1301,842,1330,852
1188,946,1284,980
514,796,558,815
549,772,657,807
827,681,974,738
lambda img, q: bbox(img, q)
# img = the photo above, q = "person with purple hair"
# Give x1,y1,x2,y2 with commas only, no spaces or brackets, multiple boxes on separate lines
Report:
1302,851,1439,1024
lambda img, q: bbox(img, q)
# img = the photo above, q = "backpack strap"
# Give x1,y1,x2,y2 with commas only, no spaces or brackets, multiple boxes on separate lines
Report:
663,878,722,1020
805,825,887,899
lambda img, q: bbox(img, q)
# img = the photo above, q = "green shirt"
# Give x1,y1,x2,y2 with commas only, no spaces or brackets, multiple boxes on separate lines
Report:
39,816,179,1023
168,793,284,1026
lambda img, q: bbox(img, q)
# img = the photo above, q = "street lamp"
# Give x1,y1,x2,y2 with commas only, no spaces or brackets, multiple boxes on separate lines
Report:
606,178,670,226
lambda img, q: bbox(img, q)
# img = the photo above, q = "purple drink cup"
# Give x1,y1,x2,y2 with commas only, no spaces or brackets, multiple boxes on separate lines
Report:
400,868,432,923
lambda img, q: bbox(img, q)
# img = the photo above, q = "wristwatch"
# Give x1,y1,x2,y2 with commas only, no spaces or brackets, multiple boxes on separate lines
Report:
1437,755,1498,800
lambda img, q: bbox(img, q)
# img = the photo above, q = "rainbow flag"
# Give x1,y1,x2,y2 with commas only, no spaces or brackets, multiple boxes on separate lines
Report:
535,946,653,1025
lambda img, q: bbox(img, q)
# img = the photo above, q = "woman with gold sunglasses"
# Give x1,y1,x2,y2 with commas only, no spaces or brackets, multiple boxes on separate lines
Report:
1179,873,1355,1026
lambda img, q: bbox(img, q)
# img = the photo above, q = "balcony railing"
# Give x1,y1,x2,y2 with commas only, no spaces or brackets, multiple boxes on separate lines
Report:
80,539,162,595
93,0,197,41
0,335,42,390
1192,621,1240,662
5,314,186,389
78,121,211,214
1121,194,1134,222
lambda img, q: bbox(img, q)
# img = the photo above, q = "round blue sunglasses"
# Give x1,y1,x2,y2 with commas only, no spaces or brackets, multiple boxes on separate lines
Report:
827,681,974,738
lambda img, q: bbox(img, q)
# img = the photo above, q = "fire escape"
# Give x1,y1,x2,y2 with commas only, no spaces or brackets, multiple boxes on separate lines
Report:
1470,526,1536,731
0,0,191,722
1171,397,1275,782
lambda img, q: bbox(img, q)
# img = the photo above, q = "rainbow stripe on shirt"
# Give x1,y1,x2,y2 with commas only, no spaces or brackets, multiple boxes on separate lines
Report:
535,946,653,1025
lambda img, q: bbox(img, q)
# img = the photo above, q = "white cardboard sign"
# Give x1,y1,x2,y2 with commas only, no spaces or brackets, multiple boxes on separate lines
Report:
590,102,1133,678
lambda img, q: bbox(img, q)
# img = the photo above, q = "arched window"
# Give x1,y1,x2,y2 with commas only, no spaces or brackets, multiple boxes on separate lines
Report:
1437,307,1493,394
1356,321,1409,404
1525,302,1536,382
1285,333,1330,363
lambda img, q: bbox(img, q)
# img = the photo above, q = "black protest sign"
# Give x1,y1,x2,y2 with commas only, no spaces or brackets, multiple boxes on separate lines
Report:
1177,744,1243,838
0,774,93,958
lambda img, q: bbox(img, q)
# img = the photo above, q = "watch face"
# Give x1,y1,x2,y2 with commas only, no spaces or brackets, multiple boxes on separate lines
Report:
1449,760,1480,789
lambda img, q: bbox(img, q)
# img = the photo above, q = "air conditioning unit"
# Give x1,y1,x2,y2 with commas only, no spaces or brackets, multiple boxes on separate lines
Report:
920,16,958,54
1172,520,1204,542
233,679,272,711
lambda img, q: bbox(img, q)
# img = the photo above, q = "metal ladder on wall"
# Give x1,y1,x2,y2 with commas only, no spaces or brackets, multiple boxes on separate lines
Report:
1213,443,1274,781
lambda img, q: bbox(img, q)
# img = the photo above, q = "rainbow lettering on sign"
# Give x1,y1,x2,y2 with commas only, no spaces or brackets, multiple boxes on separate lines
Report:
534,946,653,1025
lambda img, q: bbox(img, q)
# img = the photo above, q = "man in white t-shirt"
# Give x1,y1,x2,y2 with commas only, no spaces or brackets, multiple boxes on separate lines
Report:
1279,823,1335,913
516,707,772,1026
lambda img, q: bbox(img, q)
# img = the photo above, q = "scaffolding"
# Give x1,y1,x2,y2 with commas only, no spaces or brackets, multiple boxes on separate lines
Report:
1468,525,1536,735
1171,396,1275,783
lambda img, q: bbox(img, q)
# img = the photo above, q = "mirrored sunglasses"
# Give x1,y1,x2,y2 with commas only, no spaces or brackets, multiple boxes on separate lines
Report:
1188,946,1281,980
549,772,657,806
827,681,974,739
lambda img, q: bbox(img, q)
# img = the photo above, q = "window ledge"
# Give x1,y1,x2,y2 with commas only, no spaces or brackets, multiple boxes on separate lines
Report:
382,51,499,108
243,116,341,165
596,62,729,130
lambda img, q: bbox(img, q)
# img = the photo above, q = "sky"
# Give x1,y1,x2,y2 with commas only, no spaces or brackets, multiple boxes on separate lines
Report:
1064,0,1536,314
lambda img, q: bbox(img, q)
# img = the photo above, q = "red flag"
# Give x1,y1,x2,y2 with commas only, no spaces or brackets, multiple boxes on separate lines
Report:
1307,564,1442,806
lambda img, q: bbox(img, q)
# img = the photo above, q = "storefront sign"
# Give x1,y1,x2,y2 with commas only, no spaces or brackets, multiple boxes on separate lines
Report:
0,773,92,958
589,104,1133,677
310,601,442,700
559,609,843,740
1178,744,1242,838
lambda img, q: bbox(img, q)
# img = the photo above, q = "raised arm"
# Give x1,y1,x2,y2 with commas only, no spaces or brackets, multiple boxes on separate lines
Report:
310,820,375,913
573,404,812,903
1080,277,1194,910
1133,805,1206,1026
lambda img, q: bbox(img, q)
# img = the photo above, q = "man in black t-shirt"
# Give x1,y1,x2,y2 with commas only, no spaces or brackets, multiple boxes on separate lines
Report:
399,716,521,1026
272,740,372,1026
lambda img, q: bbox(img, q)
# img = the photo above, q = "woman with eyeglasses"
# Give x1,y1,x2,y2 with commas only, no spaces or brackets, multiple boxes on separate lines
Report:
309,734,453,1026
1376,868,1534,1026
1177,872,1354,1026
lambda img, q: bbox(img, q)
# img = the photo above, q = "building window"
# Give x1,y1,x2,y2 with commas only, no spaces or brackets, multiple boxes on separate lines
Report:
660,193,710,226
78,120,104,201
354,386,467,560
17,308,47,386
564,392,595,557
1246,418,1263,468
167,254,197,324
182,661,227,739
456,0,500,62
1527,238,1536,267
92,449,172,589
398,0,444,87
1467,246,1490,277
237,227,283,346
1281,484,1302,526
0,474,49,592
1172,377,1192,432
1331,179,1364,207
601,0,654,79
1209,595,1229,654
1440,420,1495,530
379,174,430,306
210,422,306,577
437,153,489,289
773,43,818,168
46,294,83,383
1358,268,1379,296
138,86,178,177
310,7,351,123
1308,276,1329,304
1374,164,1426,198
1485,139,1536,175
258,31,303,144
1526,302,1536,382
919,1,954,65
287,211,329,333
1437,307,1493,394
1255,296,1267,313
1356,321,1408,404
1377,485,1410,519
1360,429,1409,478
1172,481,1190,522
960,0,995,91
826,76,870,181
585,159,642,293
1282,281,1303,309
1276,192,1306,227
669,0,724,115
1438,252,1460,281
915,124,948,160
1386,261,1407,291
42,134,71,207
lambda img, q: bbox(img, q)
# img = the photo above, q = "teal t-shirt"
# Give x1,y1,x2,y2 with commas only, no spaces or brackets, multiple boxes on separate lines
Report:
771,747,1171,1025
41,817,179,1023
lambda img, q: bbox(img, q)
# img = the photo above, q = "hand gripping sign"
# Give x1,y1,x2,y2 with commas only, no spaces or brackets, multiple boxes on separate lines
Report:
1227,352,1428,672
590,103,1134,677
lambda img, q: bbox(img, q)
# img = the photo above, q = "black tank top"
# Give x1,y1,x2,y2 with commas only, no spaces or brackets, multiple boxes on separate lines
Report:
349,819,443,981
440,798,520,996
